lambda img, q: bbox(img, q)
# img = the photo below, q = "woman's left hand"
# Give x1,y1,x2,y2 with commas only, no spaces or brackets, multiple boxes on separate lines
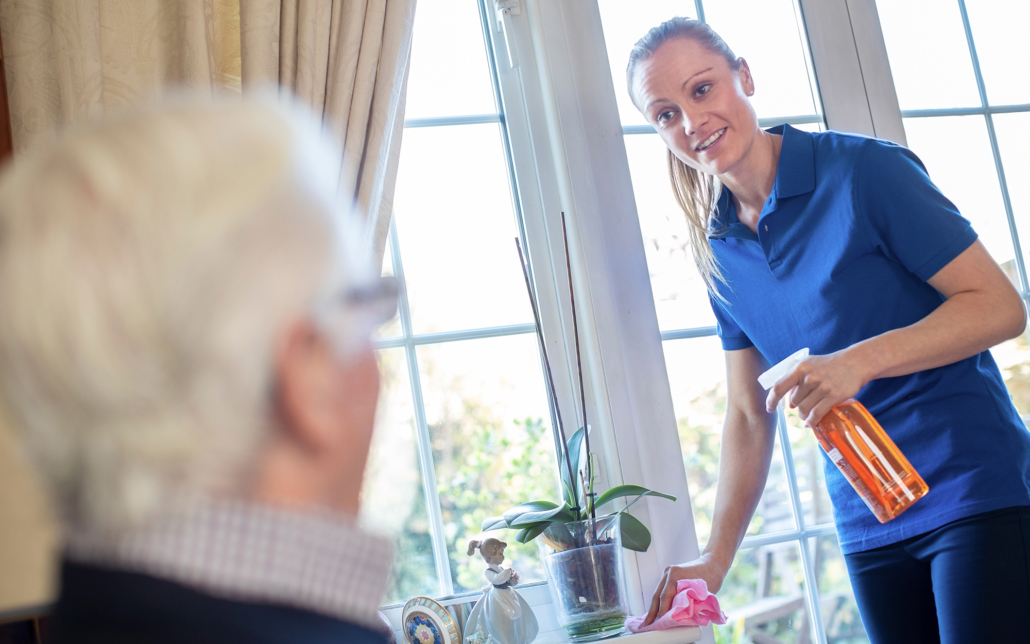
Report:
765,350,872,426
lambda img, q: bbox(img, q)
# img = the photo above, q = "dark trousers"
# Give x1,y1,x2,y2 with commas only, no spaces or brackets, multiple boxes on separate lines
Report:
844,505,1030,644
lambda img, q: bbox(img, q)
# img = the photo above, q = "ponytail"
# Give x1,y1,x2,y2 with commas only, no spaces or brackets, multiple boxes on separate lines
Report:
668,151,727,300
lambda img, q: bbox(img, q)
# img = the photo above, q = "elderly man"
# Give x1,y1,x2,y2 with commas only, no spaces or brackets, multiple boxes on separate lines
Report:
0,100,397,643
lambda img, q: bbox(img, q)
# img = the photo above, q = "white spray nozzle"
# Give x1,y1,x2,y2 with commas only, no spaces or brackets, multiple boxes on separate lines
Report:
758,348,810,391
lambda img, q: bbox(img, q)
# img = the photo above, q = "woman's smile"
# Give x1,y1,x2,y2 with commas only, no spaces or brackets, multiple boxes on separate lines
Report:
696,127,727,152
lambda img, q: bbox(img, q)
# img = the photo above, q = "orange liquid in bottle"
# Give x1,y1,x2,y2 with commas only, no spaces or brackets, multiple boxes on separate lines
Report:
812,399,928,523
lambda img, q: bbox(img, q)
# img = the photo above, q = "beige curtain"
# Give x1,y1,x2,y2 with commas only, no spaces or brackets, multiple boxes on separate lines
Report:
240,0,415,264
0,0,416,614
0,0,414,263
0,1,243,153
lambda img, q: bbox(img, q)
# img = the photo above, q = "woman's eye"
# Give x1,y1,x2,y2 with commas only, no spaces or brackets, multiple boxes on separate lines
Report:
695,83,712,97
656,110,675,125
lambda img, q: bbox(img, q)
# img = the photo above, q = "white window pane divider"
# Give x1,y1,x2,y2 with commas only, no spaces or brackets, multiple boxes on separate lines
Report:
404,113,502,128
660,327,717,342
956,0,1030,295
385,220,456,597
738,523,837,551
773,408,829,644
373,323,535,350
901,103,1030,118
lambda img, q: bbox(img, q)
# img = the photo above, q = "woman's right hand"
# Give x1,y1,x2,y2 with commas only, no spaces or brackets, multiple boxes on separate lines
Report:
642,551,728,627
639,347,777,628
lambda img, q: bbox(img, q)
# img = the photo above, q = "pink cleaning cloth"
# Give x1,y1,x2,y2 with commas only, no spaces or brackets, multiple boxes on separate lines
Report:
625,579,728,633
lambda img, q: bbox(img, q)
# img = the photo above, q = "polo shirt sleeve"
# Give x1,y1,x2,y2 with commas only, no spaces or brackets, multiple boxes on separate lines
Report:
709,294,754,351
854,140,978,282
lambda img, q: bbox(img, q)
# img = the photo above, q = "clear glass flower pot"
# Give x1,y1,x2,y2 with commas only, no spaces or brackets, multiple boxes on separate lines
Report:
538,515,628,642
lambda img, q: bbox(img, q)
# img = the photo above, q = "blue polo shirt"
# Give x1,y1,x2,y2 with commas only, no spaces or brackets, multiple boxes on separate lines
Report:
708,124,1030,554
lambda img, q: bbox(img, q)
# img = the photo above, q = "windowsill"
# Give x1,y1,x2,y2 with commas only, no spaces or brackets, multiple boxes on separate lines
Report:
382,581,703,644
531,627,703,644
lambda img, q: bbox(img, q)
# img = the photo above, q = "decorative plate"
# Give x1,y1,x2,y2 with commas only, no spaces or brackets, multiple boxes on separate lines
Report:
402,595,460,644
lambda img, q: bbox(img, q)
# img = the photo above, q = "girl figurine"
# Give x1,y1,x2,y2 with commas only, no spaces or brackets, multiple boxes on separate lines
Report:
463,538,538,644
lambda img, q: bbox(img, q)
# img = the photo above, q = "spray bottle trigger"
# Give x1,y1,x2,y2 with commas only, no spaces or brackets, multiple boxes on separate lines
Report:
757,347,810,391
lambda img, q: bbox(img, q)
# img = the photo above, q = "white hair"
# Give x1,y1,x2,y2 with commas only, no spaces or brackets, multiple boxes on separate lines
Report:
0,97,375,537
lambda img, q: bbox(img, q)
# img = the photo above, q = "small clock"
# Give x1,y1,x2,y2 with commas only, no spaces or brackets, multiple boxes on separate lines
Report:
402,595,460,644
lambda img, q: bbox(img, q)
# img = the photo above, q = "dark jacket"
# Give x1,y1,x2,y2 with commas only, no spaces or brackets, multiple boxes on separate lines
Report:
49,561,391,644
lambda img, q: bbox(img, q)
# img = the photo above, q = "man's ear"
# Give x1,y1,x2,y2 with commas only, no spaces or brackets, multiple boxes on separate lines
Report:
273,318,339,452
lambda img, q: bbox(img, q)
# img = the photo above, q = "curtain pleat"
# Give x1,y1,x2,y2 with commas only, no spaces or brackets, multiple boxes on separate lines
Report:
242,0,415,266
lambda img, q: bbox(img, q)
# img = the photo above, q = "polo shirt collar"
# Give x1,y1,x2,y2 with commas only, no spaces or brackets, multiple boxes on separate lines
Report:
766,123,816,200
708,123,815,238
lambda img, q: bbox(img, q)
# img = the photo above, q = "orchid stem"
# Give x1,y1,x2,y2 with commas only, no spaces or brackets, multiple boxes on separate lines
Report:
560,212,595,522
515,238,578,513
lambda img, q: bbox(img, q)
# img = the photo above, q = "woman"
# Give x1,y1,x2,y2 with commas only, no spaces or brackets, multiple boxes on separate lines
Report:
628,18,1030,643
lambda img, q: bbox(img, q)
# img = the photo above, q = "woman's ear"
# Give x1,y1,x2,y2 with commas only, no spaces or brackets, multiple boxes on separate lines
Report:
738,58,755,96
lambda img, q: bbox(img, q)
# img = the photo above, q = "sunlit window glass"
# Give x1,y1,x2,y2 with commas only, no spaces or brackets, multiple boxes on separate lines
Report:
876,0,1030,422
875,0,980,110
370,0,562,601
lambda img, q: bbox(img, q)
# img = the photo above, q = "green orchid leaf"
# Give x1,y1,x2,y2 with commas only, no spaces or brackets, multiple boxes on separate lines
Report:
510,504,575,527
591,485,676,514
481,515,508,532
618,512,652,552
514,522,551,544
561,477,577,511
502,500,559,526
559,426,587,501
542,521,576,550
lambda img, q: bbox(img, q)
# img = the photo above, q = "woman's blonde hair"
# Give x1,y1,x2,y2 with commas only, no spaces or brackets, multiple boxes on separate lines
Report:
627,18,743,300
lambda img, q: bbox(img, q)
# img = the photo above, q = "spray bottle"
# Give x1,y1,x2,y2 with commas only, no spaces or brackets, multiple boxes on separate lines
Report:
758,348,929,523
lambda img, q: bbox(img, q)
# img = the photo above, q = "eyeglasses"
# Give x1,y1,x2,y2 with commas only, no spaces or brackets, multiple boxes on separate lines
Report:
344,275,399,325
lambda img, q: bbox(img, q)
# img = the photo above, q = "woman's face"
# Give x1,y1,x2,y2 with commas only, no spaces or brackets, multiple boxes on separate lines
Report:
632,37,758,177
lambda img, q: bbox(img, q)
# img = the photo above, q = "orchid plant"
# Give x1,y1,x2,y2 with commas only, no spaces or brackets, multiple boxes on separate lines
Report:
482,214,675,553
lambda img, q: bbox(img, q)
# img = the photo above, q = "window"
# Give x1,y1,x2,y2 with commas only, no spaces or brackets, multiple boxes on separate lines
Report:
875,0,1030,420
371,2,1029,643
364,0,561,604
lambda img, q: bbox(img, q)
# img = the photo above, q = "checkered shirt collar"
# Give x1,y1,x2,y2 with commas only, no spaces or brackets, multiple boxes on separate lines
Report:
65,497,393,630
